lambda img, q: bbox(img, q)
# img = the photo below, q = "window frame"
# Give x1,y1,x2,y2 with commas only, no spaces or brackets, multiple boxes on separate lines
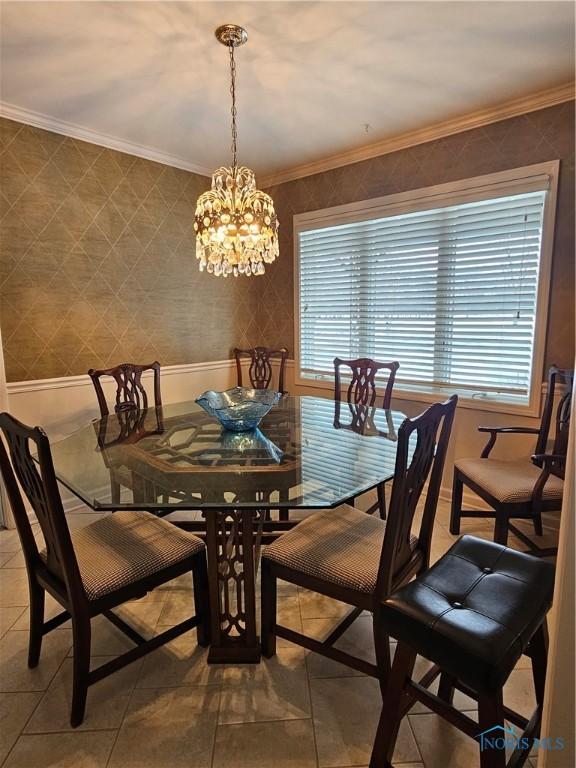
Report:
293,160,560,417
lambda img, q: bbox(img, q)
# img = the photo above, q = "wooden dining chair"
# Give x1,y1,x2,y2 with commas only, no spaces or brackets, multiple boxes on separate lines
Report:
450,366,573,556
88,361,162,417
88,362,162,505
334,357,400,518
261,395,457,686
0,412,210,727
234,347,288,395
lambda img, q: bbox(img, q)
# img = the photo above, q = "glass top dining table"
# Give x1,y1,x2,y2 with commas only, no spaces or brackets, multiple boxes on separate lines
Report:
50,394,409,663
50,395,407,512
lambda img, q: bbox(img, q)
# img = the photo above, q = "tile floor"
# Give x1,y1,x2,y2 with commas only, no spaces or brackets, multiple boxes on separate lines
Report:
0,496,558,768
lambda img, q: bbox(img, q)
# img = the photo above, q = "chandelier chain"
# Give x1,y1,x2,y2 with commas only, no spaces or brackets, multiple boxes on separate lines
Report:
229,43,238,170
194,24,279,277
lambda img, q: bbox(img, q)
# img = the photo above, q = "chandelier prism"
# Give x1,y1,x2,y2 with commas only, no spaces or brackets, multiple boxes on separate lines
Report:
195,24,279,277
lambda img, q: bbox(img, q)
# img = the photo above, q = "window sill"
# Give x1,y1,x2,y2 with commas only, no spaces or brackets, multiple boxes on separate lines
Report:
295,374,542,418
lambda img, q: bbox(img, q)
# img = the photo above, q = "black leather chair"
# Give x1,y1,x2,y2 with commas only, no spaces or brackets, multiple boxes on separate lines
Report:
369,535,554,768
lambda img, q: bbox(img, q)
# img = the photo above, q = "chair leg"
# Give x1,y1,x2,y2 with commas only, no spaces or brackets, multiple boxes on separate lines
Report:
27,581,45,668
261,559,277,658
437,672,456,704
449,470,463,535
477,690,507,768
369,641,417,768
111,477,121,506
377,483,387,521
373,607,392,696
70,613,91,728
529,623,548,710
532,514,544,537
493,512,509,546
192,553,211,648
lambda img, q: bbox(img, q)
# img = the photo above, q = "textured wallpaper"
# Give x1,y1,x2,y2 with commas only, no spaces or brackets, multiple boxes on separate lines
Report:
261,101,575,370
0,118,261,381
1,103,574,382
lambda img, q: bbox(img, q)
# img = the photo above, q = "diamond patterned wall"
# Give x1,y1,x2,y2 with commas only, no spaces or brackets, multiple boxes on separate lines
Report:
0,118,262,381
1,103,574,382
261,101,575,369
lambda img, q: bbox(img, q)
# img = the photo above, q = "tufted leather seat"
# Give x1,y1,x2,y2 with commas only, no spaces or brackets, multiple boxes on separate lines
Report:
381,535,555,693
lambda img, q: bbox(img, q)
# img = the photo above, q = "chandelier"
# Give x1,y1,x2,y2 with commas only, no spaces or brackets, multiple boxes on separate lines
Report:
195,24,279,277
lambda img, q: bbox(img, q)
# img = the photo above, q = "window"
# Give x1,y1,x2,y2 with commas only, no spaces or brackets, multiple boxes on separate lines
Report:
295,162,558,414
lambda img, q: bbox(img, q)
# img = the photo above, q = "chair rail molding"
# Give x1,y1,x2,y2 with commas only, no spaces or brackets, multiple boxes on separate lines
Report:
5,359,239,442
6,359,235,395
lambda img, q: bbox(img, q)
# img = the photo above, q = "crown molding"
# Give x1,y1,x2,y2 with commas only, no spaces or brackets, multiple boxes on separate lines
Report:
260,82,575,187
0,101,213,177
1,82,573,187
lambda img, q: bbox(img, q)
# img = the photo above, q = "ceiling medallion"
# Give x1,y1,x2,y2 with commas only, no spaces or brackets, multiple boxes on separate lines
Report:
194,24,279,277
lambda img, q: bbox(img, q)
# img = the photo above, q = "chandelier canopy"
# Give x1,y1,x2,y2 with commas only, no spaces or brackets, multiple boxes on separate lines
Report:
195,25,279,277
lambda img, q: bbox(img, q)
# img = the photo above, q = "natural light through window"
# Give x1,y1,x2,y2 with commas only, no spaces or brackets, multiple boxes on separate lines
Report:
295,163,558,412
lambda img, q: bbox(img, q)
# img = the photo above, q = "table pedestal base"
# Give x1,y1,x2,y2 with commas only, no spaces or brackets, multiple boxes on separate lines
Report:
205,507,264,664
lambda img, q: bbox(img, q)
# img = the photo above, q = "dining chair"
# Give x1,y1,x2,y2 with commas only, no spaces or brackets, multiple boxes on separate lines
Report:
234,347,288,395
334,357,400,519
88,361,162,417
369,535,553,768
88,362,162,505
261,395,457,686
450,365,573,556
0,412,210,727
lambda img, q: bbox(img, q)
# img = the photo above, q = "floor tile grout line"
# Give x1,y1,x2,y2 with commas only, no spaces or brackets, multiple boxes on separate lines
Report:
298,584,323,768
208,671,224,768
104,604,165,768
404,709,425,767
103,684,134,768
0,638,73,767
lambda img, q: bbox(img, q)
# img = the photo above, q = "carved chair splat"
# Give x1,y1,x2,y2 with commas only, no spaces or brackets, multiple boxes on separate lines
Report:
334,357,400,518
88,361,162,418
88,362,163,506
234,347,288,395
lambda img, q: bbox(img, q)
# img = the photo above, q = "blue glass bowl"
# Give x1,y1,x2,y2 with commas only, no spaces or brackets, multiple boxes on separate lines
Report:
195,387,281,432
220,428,284,464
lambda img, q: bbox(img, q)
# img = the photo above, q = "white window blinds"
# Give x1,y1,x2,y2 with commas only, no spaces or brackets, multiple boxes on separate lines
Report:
298,188,549,402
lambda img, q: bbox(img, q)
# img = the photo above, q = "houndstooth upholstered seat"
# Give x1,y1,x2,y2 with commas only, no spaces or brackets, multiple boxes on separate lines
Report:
455,458,563,504
263,503,418,595
42,511,205,601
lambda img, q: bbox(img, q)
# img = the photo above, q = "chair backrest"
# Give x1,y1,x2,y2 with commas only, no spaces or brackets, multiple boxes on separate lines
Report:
535,366,574,471
334,357,399,410
376,395,458,599
333,401,397,440
88,361,162,418
234,347,288,394
95,406,165,451
0,413,83,602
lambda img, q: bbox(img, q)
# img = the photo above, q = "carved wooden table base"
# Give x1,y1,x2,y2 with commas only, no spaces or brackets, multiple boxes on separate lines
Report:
205,508,266,663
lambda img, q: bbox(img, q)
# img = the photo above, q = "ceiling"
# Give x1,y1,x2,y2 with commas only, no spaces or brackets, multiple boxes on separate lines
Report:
1,1,574,179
